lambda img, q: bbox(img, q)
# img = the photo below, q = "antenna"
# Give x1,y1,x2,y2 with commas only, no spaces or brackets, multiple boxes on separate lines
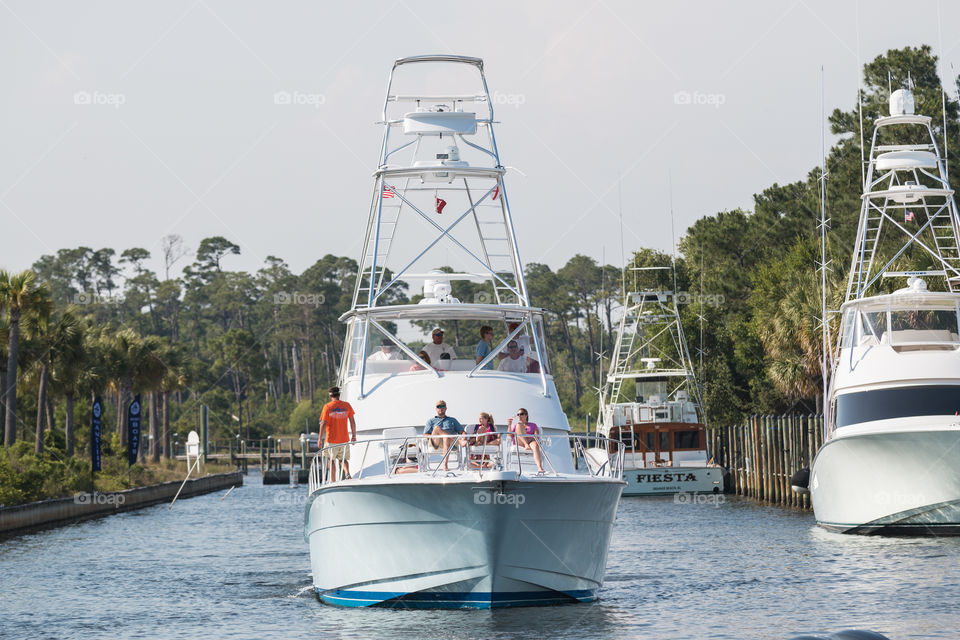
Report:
939,1,949,175
699,247,704,378
856,0,865,187
819,65,830,423
668,170,678,294
618,173,626,298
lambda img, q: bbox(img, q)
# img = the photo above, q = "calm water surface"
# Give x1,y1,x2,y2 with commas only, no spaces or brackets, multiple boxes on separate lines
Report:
2,474,957,639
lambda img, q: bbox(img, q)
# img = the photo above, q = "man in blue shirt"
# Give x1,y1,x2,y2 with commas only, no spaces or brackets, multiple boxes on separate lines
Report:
474,325,494,370
425,400,465,471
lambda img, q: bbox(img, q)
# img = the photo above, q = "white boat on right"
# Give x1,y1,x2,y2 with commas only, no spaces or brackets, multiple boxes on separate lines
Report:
811,86,960,535
597,280,723,496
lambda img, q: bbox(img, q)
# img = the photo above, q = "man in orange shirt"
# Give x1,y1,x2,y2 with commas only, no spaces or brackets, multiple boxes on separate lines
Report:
319,386,357,480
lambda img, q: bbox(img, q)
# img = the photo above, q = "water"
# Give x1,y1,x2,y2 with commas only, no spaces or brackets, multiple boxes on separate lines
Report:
2,474,956,639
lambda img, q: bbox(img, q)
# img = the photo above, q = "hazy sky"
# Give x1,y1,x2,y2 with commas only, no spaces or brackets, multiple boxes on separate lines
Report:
4,0,960,281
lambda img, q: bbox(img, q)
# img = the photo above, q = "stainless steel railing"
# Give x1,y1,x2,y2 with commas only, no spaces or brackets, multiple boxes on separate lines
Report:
308,433,624,493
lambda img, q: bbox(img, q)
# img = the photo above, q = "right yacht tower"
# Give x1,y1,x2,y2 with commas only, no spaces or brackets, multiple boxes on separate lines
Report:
812,87,960,534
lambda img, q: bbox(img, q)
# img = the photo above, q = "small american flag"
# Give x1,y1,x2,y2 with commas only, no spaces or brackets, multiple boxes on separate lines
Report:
905,210,915,223
382,185,395,199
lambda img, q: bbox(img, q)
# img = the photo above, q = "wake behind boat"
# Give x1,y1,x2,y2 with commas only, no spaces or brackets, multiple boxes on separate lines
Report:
811,86,960,534
597,275,723,495
302,55,625,607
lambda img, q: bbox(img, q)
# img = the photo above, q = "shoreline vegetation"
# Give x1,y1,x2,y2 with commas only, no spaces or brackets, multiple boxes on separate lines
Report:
2,46,958,507
0,433,232,507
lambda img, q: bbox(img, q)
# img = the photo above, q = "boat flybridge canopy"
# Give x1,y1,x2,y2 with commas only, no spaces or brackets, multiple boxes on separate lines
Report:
344,55,553,398
339,303,545,323
598,285,704,429
844,87,960,302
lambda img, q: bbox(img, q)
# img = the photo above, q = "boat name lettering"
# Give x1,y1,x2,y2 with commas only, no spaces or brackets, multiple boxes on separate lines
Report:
636,473,697,483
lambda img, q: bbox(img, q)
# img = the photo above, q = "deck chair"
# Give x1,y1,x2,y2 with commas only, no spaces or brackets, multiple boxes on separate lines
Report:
382,427,420,474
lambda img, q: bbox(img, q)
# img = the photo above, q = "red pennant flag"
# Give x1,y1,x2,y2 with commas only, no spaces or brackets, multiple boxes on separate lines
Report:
492,185,500,201
436,197,447,214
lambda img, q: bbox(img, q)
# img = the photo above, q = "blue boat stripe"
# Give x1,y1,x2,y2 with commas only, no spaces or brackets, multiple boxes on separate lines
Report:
317,588,596,608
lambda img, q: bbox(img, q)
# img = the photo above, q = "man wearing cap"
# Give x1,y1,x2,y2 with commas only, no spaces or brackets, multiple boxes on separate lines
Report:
498,321,534,362
367,338,401,361
425,400,465,471
422,327,457,364
319,386,357,480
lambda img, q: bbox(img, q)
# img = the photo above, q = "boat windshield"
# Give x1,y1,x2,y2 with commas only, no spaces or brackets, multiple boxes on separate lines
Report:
636,380,668,403
845,300,960,347
343,314,551,376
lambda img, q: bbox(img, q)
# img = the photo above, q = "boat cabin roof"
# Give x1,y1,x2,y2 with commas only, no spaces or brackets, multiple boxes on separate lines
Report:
340,303,545,323
841,289,960,313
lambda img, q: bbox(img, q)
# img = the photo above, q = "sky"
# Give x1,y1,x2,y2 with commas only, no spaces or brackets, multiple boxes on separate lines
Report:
4,0,960,282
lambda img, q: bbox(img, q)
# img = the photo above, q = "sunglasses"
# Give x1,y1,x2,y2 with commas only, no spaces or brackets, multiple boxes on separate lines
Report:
436,404,446,409
508,344,518,349
517,412,527,416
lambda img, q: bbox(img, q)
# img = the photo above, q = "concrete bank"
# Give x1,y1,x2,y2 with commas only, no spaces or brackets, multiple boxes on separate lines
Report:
0,471,243,538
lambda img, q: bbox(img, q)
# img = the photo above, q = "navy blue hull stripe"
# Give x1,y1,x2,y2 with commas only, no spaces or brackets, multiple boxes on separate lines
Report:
317,588,596,608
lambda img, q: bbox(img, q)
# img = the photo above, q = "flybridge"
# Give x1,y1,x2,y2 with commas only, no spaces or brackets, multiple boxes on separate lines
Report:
845,87,960,301
352,55,524,312
343,55,551,398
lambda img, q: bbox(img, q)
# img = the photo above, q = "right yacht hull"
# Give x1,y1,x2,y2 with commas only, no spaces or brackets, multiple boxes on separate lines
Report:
811,428,960,534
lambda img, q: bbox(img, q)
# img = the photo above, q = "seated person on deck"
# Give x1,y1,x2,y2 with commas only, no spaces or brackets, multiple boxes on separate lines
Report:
424,400,466,471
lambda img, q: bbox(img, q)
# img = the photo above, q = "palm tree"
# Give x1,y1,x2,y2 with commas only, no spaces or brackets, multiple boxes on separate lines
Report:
158,343,188,460
46,311,86,455
0,270,52,447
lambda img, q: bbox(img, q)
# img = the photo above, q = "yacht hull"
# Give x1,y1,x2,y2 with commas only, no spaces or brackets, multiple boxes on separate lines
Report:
304,478,623,608
621,466,724,496
811,429,960,535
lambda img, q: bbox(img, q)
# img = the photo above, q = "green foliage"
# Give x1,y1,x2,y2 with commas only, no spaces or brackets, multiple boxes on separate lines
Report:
288,400,321,434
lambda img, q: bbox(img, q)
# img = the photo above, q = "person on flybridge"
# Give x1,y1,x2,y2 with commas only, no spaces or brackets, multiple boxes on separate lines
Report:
367,338,401,361
422,328,456,363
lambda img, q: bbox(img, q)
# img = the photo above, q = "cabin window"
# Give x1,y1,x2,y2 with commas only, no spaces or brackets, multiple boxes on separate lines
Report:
860,310,887,342
674,430,701,449
835,385,960,427
659,431,670,451
840,308,856,348
889,308,959,345
645,432,655,450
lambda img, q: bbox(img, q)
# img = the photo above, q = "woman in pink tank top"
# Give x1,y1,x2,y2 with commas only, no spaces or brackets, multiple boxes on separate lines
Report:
507,407,545,473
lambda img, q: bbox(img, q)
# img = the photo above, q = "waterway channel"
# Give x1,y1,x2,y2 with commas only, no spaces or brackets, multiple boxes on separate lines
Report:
1,473,955,639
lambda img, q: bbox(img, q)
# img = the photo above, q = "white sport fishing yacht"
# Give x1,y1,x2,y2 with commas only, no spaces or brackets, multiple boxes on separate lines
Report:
811,87,960,534
597,276,723,495
303,55,625,607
